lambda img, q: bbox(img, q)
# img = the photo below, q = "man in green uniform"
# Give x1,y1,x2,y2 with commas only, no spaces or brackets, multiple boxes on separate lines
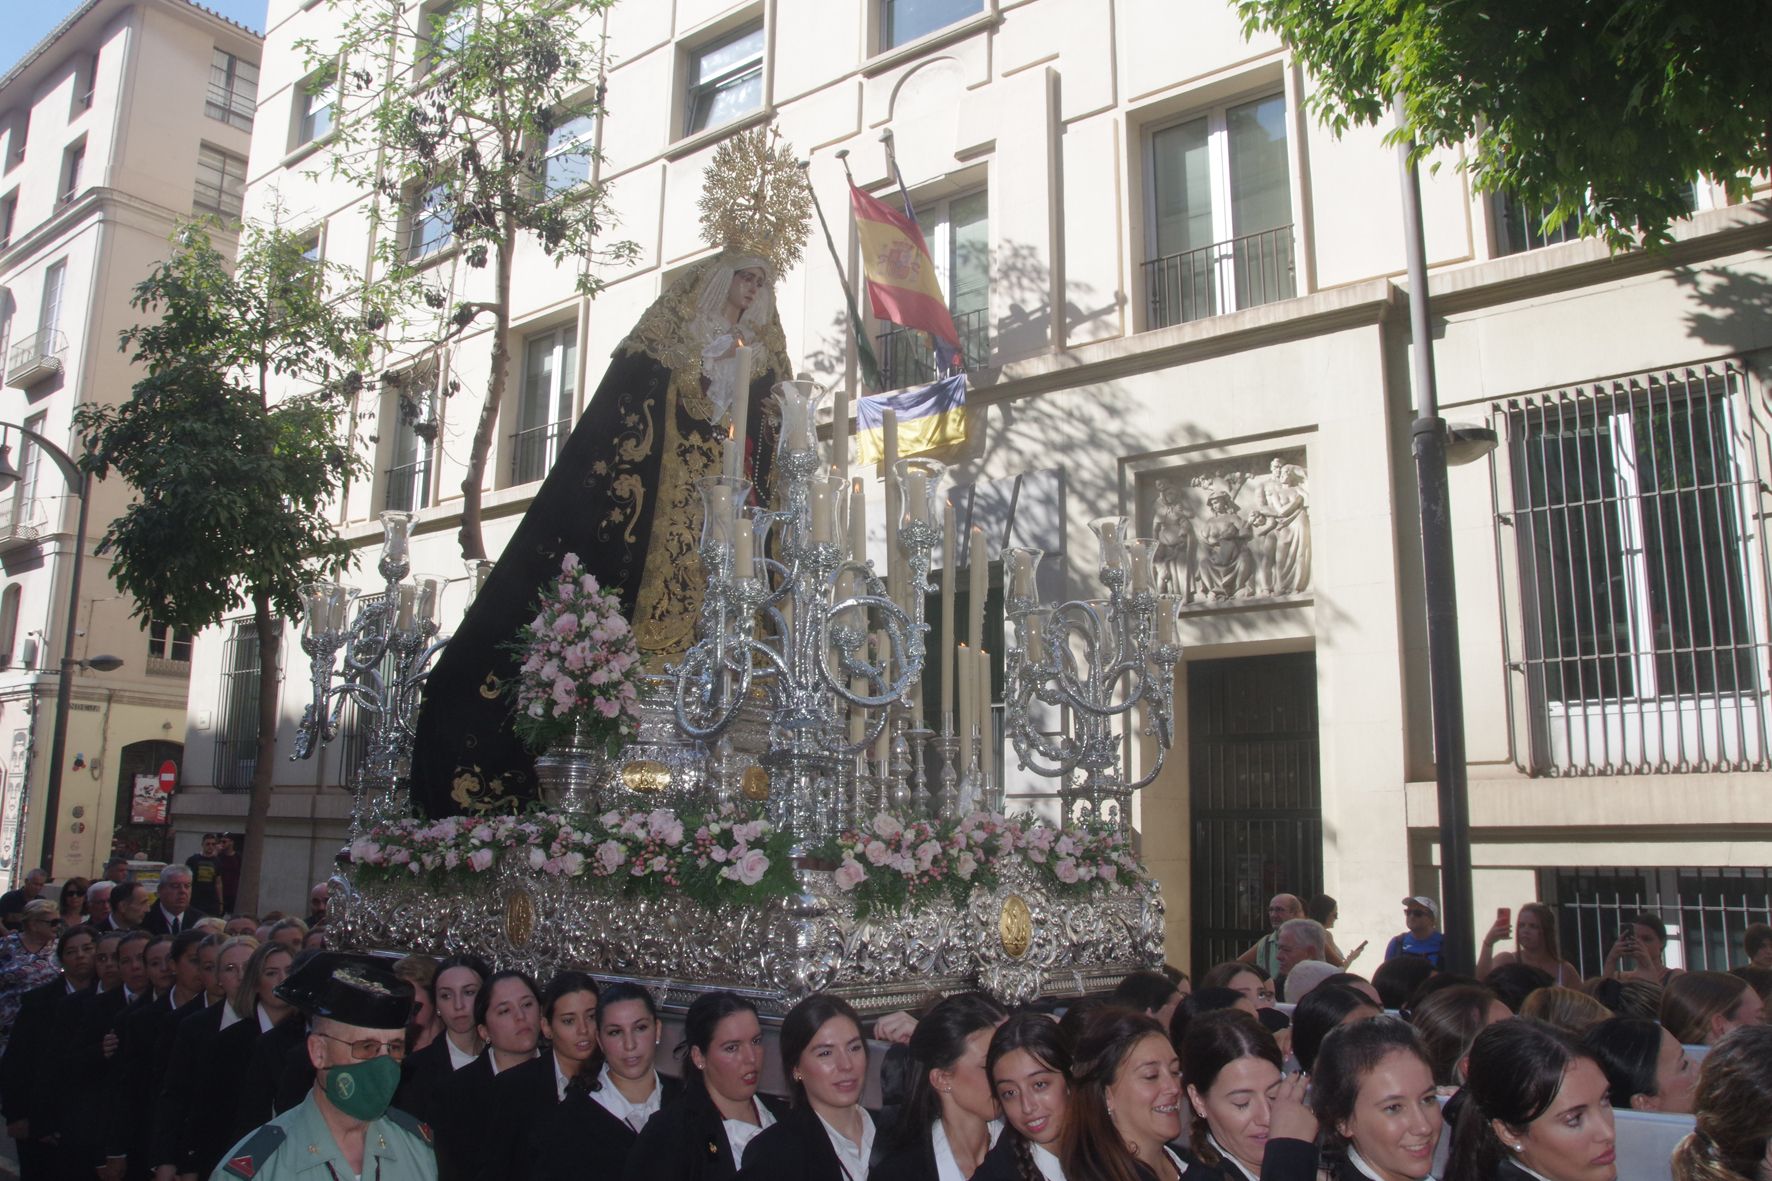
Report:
211,952,436,1181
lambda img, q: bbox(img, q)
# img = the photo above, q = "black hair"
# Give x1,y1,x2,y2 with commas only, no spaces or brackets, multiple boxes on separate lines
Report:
1319,972,1373,994
678,991,761,1100
1410,984,1502,1086
1579,1016,1663,1110
1055,994,1118,1054
597,980,656,1021
1630,911,1669,945
1111,971,1179,1016
1372,954,1435,1011
779,993,865,1108
473,968,540,1030
170,928,207,964
893,992,1008,1148
1186,987,1247,1017
1311,1016,1433,1152
55,922,94,959
1403,973,1483,1015
1292,983,1381,1072
1307,894,1338,926
1180,1010,1282,1170
1743,924,1772,961
1590,975,1664,1020
988,1013,1074,1181
540,970,599,1020
434,953,492,986
1446,1018,1592,1181
1483,963,1556,1013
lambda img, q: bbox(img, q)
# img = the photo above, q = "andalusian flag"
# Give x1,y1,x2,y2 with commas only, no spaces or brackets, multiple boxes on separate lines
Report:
850,182,963,364
854,374,968,465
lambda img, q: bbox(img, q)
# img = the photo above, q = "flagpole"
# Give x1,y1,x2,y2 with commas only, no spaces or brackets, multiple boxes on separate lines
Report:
801,155,883,393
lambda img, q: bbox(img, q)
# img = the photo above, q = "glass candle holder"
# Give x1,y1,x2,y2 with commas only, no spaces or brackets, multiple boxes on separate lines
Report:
379,510,414,565
697,475,752,554
1127,538,1157,595
1004,546,1043,609
299,581,350,642
1089,516,1129,573
773,380,827,456
806,472,845,545
893,457,947,534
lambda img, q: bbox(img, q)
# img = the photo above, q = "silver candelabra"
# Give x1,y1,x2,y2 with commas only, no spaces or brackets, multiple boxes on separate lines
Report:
1002,516,1182,829
292,510,446,834
670,381,941,847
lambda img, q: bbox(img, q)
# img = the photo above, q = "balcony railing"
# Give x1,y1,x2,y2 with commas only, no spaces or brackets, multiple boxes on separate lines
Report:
383,458,430,513
0,498,41,552
509,418,570,485
876,306,990,393
1143,226,1296,330
5,330,67,389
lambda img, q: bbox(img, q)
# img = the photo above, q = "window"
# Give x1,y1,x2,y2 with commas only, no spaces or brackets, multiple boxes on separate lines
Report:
38,262,65,340
540,110,595,197
59,140,84,206
73,52,99,113
0,191,15,248
298,229,323,265
294,68,336,148
1541,865,1772,976
384,362,437,512
881,0,983,50
405,181,454,260
206,48,258,131
0,586,17,668
876,188,989,390
1144,91,1295,329
193,143,247,221
684,22,764,136
419,1,476,78
148,620,193,663
211,620,261,791
1500,364,1770,776
9,412,45,534
4,111,28,170
510,324,576,484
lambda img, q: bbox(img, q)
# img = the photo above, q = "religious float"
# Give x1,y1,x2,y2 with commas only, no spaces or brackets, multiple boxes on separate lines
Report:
293,131,1180,1016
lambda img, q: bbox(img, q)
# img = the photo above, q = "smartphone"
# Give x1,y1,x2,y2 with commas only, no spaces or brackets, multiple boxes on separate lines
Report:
1497,906,1511,925
1619,925,1637,944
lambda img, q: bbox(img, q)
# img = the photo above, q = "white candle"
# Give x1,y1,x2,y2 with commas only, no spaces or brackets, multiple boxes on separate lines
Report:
395,583,416,633
728,344,753,480
968,525,987,648
883,408,900,607
957,642,973,764
735,521,755,578
848,478,867,565
1024,611,1047,664
905,468,928,525
978,646,994,790
833,386,849,485
810,478,834,543
707,485,734,545
940,500,956,723
722,424,740,483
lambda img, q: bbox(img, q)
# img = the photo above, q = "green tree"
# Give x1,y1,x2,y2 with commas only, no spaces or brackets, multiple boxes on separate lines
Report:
1236,1,1772,248
76,223,394,914
310,0,636,560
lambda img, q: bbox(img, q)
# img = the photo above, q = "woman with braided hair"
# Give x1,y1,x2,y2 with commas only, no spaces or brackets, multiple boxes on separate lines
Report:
1671,1024,1772,1181
978,1013,1072,1181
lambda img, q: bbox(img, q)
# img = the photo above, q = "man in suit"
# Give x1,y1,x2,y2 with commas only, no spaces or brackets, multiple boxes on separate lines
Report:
2,923,99,1178
141,866,207,936
0,867,47,929
86,880,116,929
109,881,150,931
106,930,207,1179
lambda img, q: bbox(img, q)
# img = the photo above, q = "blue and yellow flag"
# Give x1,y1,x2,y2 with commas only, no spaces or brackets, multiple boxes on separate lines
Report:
854,374,968,466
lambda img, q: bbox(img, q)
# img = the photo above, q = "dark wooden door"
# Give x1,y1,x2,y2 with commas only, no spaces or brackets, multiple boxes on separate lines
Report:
1188,652,1322,971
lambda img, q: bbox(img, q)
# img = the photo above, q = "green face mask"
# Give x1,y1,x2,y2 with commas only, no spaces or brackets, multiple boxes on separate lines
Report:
323,1053,401,1121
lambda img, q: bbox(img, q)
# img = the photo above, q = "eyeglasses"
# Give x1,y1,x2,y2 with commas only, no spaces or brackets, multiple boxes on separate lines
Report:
1406,909,1431,919
317,1032,407,1061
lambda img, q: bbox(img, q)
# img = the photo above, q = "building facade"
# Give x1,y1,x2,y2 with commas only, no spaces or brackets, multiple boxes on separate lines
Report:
0,0,261,885
183,0,1772,966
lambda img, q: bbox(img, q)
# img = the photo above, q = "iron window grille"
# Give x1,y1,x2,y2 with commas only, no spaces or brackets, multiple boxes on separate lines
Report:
211,620,262,791
1491,362,1772,776
206,49,258,131
1541,865,1772,976
194,144,247,221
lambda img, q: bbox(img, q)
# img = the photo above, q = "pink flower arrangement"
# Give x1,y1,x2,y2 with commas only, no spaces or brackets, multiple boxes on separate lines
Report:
509,553,643,752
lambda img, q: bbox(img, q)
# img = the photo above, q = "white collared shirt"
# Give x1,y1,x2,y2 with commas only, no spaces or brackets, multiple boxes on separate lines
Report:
1030,1143,1067,1181
1207,1135,1256,1181
158,905,186,933
592,1063,663,1131
489,1048,537,1077
931,1119,1003,1181
219,1001,244,1031
721,1100,777,1165
1346,1145,1435,1181
446,1034,476,1070
554,1052,573,1102
257,1004,276,1033
818,1107,875,1181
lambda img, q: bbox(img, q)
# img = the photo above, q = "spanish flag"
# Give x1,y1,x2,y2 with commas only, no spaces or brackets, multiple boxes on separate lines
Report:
854,374,969,465
850,182,963,363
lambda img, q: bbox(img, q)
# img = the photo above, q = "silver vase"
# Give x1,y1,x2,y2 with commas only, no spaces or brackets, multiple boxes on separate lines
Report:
533,715,609,815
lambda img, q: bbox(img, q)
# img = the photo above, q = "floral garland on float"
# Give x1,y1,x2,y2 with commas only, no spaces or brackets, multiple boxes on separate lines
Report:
506,552,644,755
346,806,1148,915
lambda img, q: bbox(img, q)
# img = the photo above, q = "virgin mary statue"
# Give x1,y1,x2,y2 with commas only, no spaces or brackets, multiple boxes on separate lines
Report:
411,131,810,817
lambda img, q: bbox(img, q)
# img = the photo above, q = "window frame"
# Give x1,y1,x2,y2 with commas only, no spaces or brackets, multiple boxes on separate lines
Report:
539,107,597,199
206,47,258,132
403,179,455,262
193,142,248,222
59,139,85,207
293,67,337,150
682,20,766,138
509,322,578,486
879,0,985,53
382,360,439,513
0,191,16,249
416,0,477,81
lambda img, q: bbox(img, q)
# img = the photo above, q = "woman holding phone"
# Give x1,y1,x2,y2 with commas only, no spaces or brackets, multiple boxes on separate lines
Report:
1603,912,1682,987
1478,904,1580,985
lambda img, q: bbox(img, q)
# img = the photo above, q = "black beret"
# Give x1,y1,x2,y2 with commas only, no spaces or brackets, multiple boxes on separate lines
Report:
274,951,413,1029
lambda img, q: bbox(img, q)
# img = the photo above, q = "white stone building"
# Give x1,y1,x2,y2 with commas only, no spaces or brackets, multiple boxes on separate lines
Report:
181,0,1772,970
0,0,262,886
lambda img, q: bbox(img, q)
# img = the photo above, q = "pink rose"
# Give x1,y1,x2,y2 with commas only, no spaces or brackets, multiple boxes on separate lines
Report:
594,840,625,874
953,851,978,880
1054,858,1080,884
833,857,868,890
863,839,892,867
559,852,585,876
872,813,903,840
1098,863,1117,883
648,809,684,846
709,845,729,863
467,848,495,872
348,839,382,864
722,848,770,886
915,840,941,870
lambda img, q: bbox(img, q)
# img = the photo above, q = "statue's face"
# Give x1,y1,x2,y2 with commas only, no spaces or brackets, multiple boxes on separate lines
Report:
726,267,766,315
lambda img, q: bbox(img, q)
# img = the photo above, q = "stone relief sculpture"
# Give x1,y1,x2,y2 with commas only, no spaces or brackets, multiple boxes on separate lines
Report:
1138,450,1311,606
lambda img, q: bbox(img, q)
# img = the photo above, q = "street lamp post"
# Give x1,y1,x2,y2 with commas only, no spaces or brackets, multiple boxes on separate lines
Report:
0,423,121,878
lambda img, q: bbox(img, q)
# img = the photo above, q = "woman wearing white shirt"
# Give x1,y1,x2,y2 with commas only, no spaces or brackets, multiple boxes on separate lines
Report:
395,953,490,1127
875,993,1010,1181
1060,1010,1192,1181
1311,1017,1443,1181
500,970,617,1179
737,993,875,1181
977,1012,1073,1181
624,991,788,1181
436,968,541,1181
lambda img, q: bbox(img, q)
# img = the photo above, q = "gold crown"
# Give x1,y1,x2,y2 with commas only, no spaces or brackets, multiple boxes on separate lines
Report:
698,126,811,277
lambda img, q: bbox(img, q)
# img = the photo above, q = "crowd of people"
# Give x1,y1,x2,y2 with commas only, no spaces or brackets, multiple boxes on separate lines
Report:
0,858,330,1180
2,869,1772,1181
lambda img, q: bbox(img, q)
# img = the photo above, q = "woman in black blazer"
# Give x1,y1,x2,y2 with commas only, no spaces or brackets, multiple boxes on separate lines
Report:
493,969,603,1180
975,1012,1074,1181
395,953,490,1126
736,994,876,1181
436,968,542,1181
624,991,788,1181
1172,1010,1319,1181
1309,1016,1442,1181
1445,1019,1616,1181
874,993,1008,1181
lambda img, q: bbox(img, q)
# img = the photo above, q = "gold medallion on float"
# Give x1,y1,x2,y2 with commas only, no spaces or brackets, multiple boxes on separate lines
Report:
741,765,770,800
505,889,536,947
620,760,671,794
999,894,1033,959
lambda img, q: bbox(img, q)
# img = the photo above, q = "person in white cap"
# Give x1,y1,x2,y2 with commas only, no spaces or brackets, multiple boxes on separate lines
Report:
1385,896,1445,969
